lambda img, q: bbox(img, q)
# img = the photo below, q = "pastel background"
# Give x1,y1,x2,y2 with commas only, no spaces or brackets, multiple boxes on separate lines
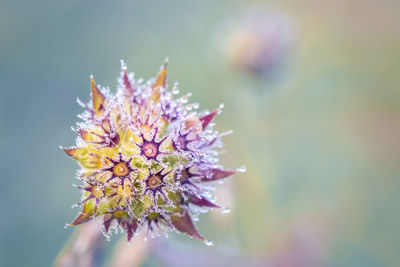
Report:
0,0,399,266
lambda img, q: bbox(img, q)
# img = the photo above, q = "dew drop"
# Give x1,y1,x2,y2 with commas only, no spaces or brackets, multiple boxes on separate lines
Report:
64,224,69,229
237,165,246,173
204,240,214,246
219,103,225,109
120,59,127,70
172,83,179,94
76,97,85,107
221,207,231,214
181,97,188,104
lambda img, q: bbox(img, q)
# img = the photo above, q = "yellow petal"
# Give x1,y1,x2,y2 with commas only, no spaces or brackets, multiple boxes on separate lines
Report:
70,198,96,225
101,119,111,133
97,196,119,214
118,128,141,157
79,121,120,147
63,147,101,169
149,60,167,102
78,128,104,143
90,76,106,116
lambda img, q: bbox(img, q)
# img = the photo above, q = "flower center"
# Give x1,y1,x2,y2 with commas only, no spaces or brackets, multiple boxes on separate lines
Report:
142,142,158,158
113,162,130,177
147,175,162,189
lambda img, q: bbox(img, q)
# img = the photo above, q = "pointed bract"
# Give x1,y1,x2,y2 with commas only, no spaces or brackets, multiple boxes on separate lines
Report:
78,129,103,143
120,219,138,242
70,212,92,226
190,196,220,208
103,215,113,233
201,169,236,182
199,109,219,129
150,61,167,102
90,76,106,116
63,147,101,169
123,70,134,94
171,212,204,240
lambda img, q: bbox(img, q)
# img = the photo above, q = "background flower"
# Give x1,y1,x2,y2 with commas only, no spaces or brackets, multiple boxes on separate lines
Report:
220,8,294,78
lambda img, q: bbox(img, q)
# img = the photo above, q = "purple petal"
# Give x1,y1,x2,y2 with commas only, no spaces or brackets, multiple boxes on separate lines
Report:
201,169,236,182
103,215,114,233
190,196,220,208
123,70,134,94
199,109,219,129
171,212,204,241
121,220,138,242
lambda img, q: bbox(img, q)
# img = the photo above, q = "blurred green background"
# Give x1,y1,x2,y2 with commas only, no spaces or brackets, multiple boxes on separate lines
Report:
1,0,399,266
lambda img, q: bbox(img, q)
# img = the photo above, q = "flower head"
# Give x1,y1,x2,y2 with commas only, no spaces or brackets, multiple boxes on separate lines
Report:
63,60,238,243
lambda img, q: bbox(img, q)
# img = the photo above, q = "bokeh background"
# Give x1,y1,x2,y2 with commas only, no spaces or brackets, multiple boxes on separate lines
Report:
1,0,399,266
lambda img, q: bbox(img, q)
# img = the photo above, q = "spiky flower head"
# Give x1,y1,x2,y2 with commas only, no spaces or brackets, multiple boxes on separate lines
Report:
62,60,239,243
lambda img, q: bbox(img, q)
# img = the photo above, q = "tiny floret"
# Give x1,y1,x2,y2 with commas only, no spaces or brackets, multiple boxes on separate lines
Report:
62,60,237,242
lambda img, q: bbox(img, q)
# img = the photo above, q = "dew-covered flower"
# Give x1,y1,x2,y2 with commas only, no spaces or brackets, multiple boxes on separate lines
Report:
62,60,239,243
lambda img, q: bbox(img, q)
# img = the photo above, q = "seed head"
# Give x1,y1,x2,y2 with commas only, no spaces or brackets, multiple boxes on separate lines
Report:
62,60,237,242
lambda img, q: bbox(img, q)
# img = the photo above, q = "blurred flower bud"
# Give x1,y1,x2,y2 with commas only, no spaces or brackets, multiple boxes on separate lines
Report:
221,9,294,78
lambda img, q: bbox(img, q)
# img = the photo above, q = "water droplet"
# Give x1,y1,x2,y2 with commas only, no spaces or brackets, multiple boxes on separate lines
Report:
64,224,69,229
76,98,85,107
221,207,231,214
120,59,127,70
172,83,179,94
237,165,246,173
181,97,188,104
204,240,214,246
219,103,225,109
